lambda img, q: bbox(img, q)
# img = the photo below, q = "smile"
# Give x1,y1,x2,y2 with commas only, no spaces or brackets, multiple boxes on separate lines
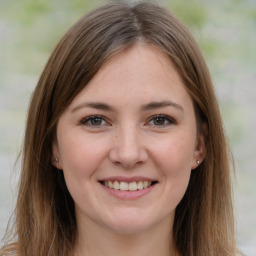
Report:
99,178,158,199
101,180,155,191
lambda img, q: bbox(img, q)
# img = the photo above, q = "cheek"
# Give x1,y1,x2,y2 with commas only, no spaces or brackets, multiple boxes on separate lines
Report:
154,134,195,171
58,133,109,178
58,135,109,204
153,134,195,194
153,136,194,210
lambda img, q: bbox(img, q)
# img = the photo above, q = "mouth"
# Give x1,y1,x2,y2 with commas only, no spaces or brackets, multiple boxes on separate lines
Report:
99,180,158,191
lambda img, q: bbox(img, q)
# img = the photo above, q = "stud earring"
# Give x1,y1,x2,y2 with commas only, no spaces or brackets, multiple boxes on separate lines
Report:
196,160,200,165
55,157,59,163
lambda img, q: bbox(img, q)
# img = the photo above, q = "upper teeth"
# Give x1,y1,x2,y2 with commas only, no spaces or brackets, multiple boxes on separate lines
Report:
103,181,152,191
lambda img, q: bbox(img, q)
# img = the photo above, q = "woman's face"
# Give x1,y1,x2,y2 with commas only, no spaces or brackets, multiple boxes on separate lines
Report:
53,43,205,235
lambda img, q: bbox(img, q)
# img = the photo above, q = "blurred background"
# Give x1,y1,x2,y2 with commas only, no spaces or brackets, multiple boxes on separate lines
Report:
0,0,255,254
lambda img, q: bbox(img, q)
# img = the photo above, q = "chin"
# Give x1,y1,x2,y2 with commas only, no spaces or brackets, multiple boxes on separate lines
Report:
108,221,152,235
102,209,161,235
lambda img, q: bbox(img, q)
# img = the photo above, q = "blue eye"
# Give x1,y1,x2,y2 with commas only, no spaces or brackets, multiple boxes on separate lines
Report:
148,115,175,126
80,115,107,127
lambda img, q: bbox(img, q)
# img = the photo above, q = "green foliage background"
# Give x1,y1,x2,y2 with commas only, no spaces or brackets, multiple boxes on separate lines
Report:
0,0,255,252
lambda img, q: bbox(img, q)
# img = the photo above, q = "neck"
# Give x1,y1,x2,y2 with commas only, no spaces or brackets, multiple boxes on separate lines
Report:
74,215,178,256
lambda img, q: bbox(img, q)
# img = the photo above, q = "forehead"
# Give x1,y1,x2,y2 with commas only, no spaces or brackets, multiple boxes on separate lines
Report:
68,43,193,112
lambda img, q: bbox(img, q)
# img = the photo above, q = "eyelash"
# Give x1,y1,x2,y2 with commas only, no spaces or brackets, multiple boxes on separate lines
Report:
80,115,109,127
79,114,176,128
146,114,176,127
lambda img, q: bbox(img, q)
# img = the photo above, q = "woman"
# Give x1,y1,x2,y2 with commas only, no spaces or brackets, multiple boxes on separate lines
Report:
0,2,239,256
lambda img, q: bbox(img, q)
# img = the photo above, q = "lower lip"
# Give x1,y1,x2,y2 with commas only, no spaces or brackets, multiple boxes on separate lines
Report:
99,183,156,200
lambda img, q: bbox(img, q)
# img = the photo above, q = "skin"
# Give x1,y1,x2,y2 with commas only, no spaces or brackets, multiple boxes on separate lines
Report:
53,43,205,256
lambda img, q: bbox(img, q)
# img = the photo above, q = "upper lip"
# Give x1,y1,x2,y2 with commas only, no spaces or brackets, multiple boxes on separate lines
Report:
99,176,157,183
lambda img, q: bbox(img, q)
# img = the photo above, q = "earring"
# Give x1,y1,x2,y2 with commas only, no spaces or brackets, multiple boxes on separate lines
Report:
55,157,59,163
196,160,200,165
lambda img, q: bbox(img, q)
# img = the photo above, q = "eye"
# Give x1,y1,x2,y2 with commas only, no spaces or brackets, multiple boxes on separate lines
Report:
80,115,108,127
147,114,175,127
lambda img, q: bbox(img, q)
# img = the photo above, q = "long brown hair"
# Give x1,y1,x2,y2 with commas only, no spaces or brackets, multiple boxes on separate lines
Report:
1,2,239,255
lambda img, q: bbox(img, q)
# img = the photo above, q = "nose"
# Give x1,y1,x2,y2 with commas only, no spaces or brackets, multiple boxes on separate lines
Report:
109,126,148,169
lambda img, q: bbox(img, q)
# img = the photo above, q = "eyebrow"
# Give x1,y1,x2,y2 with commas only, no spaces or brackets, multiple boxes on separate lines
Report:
71,100,184,113
71,102,114,113
141,101,184,112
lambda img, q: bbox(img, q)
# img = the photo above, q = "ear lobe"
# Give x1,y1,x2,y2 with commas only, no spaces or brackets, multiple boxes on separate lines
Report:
192,131,206,170
52,141,62,169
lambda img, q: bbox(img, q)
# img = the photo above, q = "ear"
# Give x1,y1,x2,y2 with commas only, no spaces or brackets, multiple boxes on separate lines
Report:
191,125,206,170
52,140,63,170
